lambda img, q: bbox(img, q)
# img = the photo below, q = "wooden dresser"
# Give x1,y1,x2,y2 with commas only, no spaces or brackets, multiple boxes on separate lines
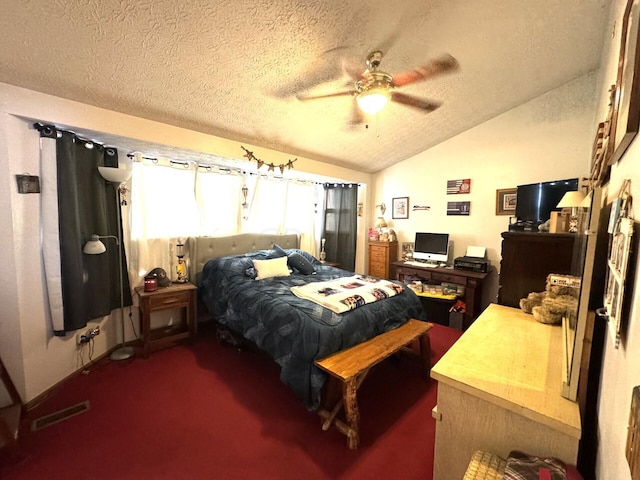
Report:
498,232,583,307
431,304,581,480
368,241,397,279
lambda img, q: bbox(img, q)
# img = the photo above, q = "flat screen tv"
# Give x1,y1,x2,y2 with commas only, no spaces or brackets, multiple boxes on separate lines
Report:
413,232,450,263
515,178,579,224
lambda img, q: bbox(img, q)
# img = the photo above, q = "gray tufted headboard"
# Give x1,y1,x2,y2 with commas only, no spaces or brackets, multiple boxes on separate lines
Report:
188,233,299,286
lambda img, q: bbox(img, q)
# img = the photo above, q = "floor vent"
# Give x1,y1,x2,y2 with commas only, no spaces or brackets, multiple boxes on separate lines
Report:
30,400,90,431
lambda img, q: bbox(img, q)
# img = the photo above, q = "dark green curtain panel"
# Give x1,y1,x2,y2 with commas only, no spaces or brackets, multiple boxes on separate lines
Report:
40,126,132,335
322,183,358,271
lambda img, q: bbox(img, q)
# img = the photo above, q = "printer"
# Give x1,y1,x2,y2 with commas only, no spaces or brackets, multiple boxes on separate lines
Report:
454,246,491,273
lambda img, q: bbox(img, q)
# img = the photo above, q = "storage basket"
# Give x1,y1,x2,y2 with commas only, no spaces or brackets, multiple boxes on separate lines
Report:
463,450,506,480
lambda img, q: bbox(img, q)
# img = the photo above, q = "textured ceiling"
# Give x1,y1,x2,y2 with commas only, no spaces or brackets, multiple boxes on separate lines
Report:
0,0,609,174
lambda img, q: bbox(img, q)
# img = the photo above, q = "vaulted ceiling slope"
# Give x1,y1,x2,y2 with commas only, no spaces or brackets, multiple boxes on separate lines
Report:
0,0,609,173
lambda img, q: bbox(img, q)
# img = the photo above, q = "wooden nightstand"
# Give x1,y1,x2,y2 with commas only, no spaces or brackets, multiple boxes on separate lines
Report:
136,282,197,358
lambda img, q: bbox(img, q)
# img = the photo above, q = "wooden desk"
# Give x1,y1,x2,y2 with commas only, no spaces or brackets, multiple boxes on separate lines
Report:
393,262,490,329
430,304,581,480
135,282,197,358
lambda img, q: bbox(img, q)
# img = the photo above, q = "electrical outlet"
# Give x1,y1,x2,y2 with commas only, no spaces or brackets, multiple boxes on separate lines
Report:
76,326,100,346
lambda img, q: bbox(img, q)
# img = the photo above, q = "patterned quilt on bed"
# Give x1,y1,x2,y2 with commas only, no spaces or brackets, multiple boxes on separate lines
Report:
291,274,405,313
198,248,425,411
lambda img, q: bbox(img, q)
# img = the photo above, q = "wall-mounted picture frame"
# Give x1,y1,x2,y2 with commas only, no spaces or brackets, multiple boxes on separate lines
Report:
446,178,471,194
603,179,634,349
496,188,517,215
589,119,611,188
609,0,640,166
15,174,41,194
392,197,409,219
447,201,470,216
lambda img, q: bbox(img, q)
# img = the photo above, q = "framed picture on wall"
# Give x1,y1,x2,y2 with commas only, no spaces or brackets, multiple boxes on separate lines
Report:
496,188,517,215
447,201,471,216
392,197,409,219
609,0,640,166
446,178,471,194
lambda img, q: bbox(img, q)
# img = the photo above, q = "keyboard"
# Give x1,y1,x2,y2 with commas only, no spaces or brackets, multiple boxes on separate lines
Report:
404,261,438,268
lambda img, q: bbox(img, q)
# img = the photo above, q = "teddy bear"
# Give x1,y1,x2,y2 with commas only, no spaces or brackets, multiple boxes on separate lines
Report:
519,274,580,325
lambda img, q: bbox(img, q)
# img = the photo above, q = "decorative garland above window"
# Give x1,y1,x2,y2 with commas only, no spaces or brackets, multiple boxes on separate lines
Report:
241,146,297,174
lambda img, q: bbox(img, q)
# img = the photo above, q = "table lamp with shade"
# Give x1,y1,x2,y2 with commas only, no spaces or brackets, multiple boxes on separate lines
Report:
375,216,388,234
83,163,134,361
556,190,586,233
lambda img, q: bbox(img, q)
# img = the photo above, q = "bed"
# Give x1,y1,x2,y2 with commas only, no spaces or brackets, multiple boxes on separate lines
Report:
189,233,426,412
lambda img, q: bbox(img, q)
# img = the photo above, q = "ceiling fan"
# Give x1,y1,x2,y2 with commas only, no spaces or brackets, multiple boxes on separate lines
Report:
296,50,459,123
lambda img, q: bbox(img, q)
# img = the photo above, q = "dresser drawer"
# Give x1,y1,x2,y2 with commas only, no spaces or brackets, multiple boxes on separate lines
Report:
370,248,388,263
370,258,386,269
148,290,192,310
369,265,386,278
369,241,397,280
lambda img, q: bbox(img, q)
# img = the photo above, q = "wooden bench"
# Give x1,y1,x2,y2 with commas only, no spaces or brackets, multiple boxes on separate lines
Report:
315,318,433,449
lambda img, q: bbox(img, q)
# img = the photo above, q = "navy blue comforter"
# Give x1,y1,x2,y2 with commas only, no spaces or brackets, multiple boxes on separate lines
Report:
199,248,425,410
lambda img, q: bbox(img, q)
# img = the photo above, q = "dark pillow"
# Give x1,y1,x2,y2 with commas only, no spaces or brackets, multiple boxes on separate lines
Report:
273,243,316,275
272,243,288,257
287,251,315,275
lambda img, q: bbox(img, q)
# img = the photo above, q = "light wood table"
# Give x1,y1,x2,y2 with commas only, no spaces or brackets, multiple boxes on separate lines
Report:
430,304,581,480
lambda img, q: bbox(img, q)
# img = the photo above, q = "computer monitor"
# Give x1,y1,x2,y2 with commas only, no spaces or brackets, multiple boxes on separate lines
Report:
413,232,450,263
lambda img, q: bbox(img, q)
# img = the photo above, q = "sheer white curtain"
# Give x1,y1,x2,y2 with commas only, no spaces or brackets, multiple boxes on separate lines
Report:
128,154,199,286
243,175,318,254
282,180,319,253
196,167,243,235
244,175,287,234
125,154,321,287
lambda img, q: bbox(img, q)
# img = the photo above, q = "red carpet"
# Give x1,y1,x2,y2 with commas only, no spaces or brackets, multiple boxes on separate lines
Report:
1,322,461,480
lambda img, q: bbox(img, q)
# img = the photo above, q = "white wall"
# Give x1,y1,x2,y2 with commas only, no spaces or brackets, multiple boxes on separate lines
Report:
0,83,371,404
592,1,640,479
373,72,596,306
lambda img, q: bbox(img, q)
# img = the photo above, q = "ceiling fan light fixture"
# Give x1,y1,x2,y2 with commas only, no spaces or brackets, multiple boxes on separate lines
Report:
356,86,390,115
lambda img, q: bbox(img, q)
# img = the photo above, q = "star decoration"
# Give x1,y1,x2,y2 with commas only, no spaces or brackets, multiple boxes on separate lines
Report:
241,146,296,173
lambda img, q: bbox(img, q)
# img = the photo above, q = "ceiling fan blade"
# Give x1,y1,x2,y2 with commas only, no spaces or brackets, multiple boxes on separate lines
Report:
348,100,364,126
296,90,355,101
272,47,351,98
392,54,459,88
391,92,441,112
374,30,400,57
341,56,367,81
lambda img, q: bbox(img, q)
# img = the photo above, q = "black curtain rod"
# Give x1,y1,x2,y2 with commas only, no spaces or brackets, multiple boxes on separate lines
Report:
34,125,361,187
128,152,347,186
33,123,118,151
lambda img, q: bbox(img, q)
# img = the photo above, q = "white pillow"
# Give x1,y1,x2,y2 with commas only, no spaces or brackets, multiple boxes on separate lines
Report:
252,256,291,280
